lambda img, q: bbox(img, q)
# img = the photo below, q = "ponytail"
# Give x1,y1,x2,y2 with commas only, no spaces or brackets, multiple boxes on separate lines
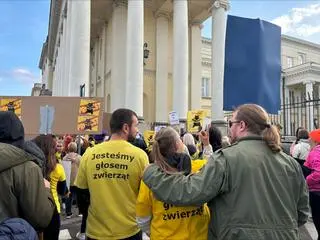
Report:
151,140,177,174
262,125,281,152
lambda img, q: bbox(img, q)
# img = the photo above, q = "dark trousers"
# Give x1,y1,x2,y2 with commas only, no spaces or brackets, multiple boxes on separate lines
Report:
80,208,88,233
310,192,320,240
43,211,60,240
66,186,77,215
87,231,142,240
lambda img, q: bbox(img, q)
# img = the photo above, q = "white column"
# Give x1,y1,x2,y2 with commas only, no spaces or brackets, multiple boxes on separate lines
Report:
111,0,127,112
173,0,189,120
297,88,302,127
68,0,91,96
56,51,61,95
64,1,72,96
126,0,144,117
47,62,53,90
285,86,291,135
155,12,169,123
305,81,314,131
191,21,203,110
60,23,66,96
211,0,229,122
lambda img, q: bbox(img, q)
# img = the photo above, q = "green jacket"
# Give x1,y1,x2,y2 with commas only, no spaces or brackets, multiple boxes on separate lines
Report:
143,136,309,240
0,143,55,230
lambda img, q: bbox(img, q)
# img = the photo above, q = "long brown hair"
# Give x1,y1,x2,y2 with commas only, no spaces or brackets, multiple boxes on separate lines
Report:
33,135,57,179
235,104,281,152
151,127,181,173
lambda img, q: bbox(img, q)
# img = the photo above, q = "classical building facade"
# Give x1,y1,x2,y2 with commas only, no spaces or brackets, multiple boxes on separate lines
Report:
40,0,320,133
39,0,230,126
200,35,320,134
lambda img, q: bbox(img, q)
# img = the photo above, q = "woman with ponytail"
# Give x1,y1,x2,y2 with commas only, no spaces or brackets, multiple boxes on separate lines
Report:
136,127,209,239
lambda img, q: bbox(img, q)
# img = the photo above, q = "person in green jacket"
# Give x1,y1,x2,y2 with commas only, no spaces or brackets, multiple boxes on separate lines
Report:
0,111,55,231
143,104,309,240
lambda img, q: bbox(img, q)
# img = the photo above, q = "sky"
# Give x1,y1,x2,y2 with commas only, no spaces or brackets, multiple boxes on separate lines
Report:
0,0,320,96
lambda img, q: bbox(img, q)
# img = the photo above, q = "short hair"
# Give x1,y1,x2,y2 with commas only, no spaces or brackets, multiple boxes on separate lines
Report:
110,108,138,134
298,129,309,140
68,142,78,153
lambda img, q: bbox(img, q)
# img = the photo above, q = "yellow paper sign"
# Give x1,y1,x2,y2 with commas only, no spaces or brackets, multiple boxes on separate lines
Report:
187,110,209,133
0,98,22,118
143,130,155,148
77,116,99,132
79,99,101,116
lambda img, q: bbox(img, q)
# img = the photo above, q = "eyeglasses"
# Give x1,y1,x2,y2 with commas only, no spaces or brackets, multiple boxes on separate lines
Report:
228,120,241,128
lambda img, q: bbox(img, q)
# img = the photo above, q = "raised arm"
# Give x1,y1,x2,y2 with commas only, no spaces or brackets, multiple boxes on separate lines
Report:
143,152,229,206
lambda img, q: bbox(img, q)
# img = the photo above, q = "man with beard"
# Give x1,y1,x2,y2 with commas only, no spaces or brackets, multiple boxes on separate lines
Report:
142,104,309,240
75,108,149,240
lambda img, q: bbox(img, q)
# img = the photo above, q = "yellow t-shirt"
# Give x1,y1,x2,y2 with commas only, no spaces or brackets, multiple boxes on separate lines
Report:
191,159,207,173
136,180,210,240
55,152,62,163
49,163,66,213
75,140,149,239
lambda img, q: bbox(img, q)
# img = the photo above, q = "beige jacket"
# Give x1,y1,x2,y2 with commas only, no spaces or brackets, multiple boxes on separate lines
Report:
62,152,81,186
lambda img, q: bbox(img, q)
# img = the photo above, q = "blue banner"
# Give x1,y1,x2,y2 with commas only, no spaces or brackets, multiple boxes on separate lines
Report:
223,15,281,114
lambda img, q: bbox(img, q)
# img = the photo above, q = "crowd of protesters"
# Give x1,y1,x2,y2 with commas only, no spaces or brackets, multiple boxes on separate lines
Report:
0,103,319,240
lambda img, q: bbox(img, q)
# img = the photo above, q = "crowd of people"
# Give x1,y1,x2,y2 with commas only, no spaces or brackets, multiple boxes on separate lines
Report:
0,103,319,240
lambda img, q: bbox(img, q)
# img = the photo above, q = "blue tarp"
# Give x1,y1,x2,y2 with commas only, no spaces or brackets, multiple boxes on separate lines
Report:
223,15,281,114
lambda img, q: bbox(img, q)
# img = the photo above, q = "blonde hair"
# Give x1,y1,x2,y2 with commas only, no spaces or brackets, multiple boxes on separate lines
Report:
68,142,78,153
235,104,281,152
151,127,180,173
182,133,195,146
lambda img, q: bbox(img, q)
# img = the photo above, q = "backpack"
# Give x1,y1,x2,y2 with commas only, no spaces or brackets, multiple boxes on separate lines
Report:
0,218,38,240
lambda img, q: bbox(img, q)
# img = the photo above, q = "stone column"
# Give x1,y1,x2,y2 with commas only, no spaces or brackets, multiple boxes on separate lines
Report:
111,0,127,112
173,0,189,120
126,0,144,117
60,19,67,96
155,11,169,124
68,0,91,96
210,0,229,135
190,21,203,110
64,1,72,96
305,81,314,131
47,62,53,91
285,86,291,135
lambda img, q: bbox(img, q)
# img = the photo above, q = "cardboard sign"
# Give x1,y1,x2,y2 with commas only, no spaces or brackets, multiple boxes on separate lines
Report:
0,98,22,119
0,96,104,135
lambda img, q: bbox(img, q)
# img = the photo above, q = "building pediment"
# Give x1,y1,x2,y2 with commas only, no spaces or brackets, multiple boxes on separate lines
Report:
284,62,320,86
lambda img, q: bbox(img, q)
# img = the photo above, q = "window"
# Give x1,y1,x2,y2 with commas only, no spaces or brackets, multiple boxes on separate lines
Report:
287,57,293,68
298,53,306,65
201,77,210,97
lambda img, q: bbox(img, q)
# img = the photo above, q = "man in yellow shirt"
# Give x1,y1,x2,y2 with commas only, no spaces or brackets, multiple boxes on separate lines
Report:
75,108,149,240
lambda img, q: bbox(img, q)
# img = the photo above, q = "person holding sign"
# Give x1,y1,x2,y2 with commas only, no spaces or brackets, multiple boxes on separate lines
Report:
75,109,149,240
136,127,209,239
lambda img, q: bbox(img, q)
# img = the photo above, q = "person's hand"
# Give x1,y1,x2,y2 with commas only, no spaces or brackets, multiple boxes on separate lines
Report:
43,179,50,188
199,130,209,146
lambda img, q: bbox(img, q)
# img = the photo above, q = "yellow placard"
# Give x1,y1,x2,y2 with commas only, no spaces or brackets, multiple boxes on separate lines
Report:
79,99,101,116
77,116,99,132
143,130,155,148
0,98,22,118
187,110,209,133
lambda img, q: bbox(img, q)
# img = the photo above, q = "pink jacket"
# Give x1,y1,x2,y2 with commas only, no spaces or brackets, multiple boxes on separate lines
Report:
304,145,320,192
